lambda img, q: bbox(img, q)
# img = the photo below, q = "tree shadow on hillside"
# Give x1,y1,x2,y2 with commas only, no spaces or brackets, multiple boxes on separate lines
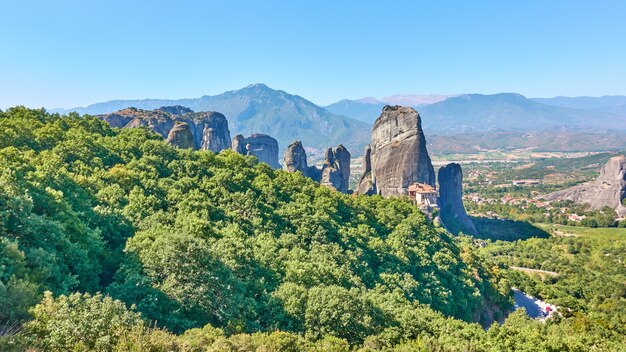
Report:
470,216,550,241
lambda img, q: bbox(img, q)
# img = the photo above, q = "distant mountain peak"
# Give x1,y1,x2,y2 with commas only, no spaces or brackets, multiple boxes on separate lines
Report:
49,83,370,155
228,83,291,99
244,83,270,89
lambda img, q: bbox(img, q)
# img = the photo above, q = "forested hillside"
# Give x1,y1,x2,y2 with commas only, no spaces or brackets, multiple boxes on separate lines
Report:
1,107,624,351
478,225,626,340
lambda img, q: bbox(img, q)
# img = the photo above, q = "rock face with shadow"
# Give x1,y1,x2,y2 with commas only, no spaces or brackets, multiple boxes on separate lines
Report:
438,163,477,235
356,145,377,195
232,134,247,155
357,105,435,196
542,155,626,216
282,141,351,193
284,141,310,175
165,121,195,149
232,133,281,169
157,105,193,115
320,145,351,194
194,111,232,152
96,106,231,152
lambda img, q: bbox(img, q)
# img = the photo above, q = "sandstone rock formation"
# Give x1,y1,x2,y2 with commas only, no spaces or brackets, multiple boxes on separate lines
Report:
95,107,231,152
97,110,135,128
542,156,626,216
232,134,247,155
232,133,281,169
165,121,195,149
320,145,351,194
438,163,478,235
282,141,351,193
356,145,376,195
195,112,232,152
157,105,193,115
283,141,309,175
357,105,435,196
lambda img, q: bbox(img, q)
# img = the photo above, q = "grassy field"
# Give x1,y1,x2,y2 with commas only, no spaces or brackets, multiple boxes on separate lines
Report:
431,151,606,163
534,223,626,241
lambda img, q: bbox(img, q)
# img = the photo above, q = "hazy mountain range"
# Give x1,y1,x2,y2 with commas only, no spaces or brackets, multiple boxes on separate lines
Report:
53,84,371,155
324,95,451,124
52,85,626,156
531,95,626,117
326,93,626,132
531,95,626,110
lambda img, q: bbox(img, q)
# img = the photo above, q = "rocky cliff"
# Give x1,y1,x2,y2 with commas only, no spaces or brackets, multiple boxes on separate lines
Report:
356,145,376,195
357,105,435,196
438,163,478,235
157,105,193,115
283,141,310,175
542,156,626,216
233,133,281,169
195,111,232,152
165,121,195,149
95,107,231,152
320,145,351,194
283,141,350,193
232,134,247,155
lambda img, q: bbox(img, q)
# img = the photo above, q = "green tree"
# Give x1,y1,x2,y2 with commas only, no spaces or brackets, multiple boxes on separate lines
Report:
25,292,144,351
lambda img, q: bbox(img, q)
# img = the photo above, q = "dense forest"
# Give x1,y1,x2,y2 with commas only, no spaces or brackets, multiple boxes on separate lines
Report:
1,107,625,351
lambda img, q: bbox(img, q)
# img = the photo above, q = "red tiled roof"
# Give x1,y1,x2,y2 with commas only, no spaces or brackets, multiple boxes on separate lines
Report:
408,183,436,193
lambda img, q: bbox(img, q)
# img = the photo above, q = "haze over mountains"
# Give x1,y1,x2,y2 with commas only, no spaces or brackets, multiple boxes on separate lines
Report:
53,84,371,154
326,93,626,154
532,95,626,116
52,84,626,156
325,95,450,124
326,93,626,132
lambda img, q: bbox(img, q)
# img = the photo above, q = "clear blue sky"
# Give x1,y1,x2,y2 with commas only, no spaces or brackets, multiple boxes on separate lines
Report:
1,0,625,109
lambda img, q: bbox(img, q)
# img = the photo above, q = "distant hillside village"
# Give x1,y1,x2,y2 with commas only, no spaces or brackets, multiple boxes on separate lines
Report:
463,156,626,228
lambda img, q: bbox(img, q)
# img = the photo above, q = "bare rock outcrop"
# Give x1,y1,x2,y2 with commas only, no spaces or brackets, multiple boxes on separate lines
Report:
95,107,231,152
357,105,435,196
320,145,351,194
542,156,626,216
123,110,175,137
195,112,231,152
282,141,351,193
157,105,193,115
284,141,309,175
98,111,135,128
356,145,376,195
165,121,195,149
232,133,281,169
232,134,247,155
438,163,477,235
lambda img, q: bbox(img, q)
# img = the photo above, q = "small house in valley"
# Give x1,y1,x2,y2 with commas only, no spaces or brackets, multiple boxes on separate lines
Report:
408,182,438,207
